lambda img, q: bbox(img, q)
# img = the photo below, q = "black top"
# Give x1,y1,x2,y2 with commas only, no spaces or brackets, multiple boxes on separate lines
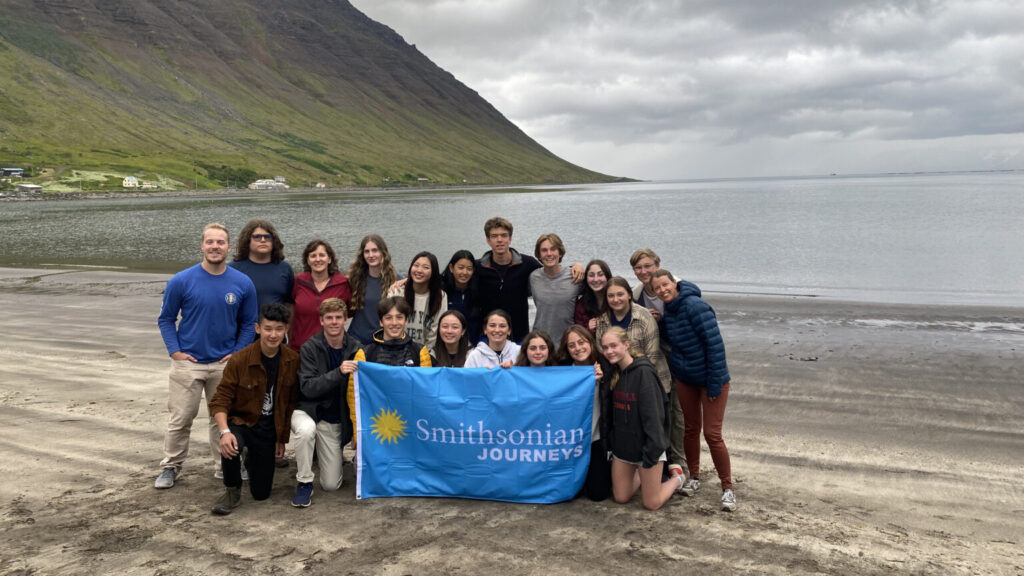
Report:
254,352,280,437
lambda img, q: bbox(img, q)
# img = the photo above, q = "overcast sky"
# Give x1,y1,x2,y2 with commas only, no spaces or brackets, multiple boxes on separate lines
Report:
349,0,1024,180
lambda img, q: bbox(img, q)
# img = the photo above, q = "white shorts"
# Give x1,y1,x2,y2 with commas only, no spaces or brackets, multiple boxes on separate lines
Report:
612,451,667,467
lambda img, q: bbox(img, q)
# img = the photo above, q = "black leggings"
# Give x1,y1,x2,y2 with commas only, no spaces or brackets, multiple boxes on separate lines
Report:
222,424,277,500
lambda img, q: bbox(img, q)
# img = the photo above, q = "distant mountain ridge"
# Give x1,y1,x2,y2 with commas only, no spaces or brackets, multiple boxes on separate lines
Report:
0,0,616,188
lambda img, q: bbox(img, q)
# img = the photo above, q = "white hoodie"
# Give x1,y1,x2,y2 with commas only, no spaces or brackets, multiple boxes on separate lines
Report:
464,340,521,368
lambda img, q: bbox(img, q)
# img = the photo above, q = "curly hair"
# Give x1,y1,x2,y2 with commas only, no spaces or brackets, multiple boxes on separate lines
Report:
233,219,285,263
347,234,397,313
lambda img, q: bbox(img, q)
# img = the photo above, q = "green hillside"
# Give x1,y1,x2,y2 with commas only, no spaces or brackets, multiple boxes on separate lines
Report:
0,0,618,191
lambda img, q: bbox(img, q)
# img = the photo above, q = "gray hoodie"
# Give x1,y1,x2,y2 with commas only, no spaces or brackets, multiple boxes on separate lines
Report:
464,340,521,368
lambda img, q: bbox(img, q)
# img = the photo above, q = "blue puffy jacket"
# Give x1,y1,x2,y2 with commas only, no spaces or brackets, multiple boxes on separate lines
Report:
660,280,730,397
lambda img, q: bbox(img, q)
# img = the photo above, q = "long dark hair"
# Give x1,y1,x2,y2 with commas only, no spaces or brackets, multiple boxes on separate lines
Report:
300,238,340,275
556,324,599,365
432,310,471,367
234,219,285,263
515,330,557,367
403,251,444,319
440,249,475,293
347,234,397,312
581,259,612,318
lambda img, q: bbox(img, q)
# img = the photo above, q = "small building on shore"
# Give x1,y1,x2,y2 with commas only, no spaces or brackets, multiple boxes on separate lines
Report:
2,168,24,178
248,179,290,190
123,176,139,189
17,183,43,196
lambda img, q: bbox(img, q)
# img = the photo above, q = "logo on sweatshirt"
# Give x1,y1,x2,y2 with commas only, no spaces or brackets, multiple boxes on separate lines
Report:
224,292,237,305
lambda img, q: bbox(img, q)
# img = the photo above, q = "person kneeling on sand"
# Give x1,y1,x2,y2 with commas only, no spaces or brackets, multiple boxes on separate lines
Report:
602,327,684,511
208,303,299,515
291,298,363,508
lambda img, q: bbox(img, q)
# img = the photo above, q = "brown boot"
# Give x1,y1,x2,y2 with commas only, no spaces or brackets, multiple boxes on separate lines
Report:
211,486,242,515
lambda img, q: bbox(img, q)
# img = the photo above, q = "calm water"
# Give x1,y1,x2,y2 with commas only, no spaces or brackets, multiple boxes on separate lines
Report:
2,172,1022,307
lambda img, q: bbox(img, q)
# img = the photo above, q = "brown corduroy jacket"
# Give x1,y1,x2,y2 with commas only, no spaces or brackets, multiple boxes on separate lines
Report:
208,340,299,445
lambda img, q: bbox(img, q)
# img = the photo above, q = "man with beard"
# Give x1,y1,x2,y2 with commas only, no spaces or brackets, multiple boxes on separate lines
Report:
155,223,258,489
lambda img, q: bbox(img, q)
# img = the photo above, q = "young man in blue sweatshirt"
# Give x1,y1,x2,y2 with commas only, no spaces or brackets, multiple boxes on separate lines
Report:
155,223,259,489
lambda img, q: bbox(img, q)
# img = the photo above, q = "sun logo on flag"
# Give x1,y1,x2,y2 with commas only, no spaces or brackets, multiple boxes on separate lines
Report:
370,407,407,444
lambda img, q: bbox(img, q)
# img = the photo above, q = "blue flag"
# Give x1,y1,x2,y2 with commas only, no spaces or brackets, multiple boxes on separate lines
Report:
355,363,594,503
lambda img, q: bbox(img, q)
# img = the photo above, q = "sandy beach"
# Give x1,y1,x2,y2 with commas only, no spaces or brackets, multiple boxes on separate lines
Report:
0,267,1021,575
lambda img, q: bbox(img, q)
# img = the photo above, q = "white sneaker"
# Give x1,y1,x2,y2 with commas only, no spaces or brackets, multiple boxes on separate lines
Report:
680,477,701,497
721,489,737,511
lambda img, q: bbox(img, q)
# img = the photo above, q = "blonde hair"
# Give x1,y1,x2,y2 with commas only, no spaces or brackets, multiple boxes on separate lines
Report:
202,222,229,240
319,298,348,317
629,248,660,268
601,326,641,390
602,326,631,349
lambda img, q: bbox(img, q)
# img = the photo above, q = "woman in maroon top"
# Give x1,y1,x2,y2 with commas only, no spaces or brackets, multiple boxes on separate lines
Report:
290,239,352,351
574,259,611,335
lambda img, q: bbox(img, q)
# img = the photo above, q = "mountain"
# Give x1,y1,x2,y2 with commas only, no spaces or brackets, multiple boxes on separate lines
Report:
0,0,618,189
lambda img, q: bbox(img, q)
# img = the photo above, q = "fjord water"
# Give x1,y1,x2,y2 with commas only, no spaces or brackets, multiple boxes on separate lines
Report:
1,172,1021,307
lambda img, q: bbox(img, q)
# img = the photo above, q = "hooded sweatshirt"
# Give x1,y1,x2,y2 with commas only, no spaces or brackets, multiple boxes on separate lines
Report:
608,356,670,468
463,339,522,369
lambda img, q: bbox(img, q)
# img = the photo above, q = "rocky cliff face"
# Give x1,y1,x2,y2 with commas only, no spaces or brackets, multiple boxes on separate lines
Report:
0,0,614,186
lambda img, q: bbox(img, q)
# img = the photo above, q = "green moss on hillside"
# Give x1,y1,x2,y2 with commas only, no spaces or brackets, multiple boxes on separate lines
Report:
0,1,620,188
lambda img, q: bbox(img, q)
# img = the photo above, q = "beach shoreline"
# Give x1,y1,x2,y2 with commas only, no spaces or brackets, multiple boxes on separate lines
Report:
1,268,1021,575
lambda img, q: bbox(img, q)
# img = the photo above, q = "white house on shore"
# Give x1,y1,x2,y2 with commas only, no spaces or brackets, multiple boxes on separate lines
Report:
248,179,290,190
123,176,139,189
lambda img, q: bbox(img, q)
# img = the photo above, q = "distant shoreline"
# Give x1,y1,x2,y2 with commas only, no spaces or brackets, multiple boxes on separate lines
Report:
3,267,1021,316
0,180,636,202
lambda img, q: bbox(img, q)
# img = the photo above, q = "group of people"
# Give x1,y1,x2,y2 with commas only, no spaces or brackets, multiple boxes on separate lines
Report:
154,216,736,514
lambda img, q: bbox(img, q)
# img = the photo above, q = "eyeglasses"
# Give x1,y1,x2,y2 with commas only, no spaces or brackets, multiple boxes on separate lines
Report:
252,234,273,241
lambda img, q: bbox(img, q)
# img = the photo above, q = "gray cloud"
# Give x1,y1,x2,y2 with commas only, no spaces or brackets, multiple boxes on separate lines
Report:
350,0,1024,178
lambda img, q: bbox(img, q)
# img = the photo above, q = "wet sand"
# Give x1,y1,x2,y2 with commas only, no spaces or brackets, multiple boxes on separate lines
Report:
0,268,1021,575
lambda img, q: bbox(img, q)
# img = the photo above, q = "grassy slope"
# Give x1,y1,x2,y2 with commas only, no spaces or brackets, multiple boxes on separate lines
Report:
0,2,618,190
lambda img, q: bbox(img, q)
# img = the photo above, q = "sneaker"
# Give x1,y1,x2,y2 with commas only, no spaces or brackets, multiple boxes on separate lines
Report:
276,456,290,468
211,487,242,515
721,489,737,511
154,467,177,489
291,482,314,508
680,477,701,497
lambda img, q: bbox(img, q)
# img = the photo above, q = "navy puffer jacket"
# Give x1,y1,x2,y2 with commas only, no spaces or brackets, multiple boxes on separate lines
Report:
660,280,730,397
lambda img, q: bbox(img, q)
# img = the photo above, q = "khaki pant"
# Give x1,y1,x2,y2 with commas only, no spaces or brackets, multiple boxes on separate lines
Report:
159,359,225,471
291,409,344,490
